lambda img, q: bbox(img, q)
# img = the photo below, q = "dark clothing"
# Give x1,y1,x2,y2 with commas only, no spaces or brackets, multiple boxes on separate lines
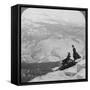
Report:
72,46,81,60
62,52,71,65
56,52,78,71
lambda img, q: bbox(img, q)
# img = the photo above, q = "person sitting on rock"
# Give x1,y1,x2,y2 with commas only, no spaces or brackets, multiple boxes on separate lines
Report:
62,52,71,65
54,52,71,71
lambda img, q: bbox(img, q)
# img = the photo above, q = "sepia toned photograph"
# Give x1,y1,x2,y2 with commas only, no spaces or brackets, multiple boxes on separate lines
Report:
20,6,87,83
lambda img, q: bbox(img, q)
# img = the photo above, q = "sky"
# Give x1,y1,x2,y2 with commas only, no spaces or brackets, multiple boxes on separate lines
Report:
21,7,85,41
21,8,85,27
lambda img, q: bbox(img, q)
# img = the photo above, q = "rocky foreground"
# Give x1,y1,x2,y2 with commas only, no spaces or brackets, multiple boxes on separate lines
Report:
29,59,85,82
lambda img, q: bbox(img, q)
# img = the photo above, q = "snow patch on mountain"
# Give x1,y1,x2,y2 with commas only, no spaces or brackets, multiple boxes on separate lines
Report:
31,38,84,63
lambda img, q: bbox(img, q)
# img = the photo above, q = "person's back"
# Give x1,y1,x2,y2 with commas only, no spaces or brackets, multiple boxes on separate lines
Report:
67,52,71,60
62,52,71,65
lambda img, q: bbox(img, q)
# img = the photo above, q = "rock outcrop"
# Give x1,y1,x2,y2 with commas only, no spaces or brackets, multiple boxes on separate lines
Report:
29,58,85,82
